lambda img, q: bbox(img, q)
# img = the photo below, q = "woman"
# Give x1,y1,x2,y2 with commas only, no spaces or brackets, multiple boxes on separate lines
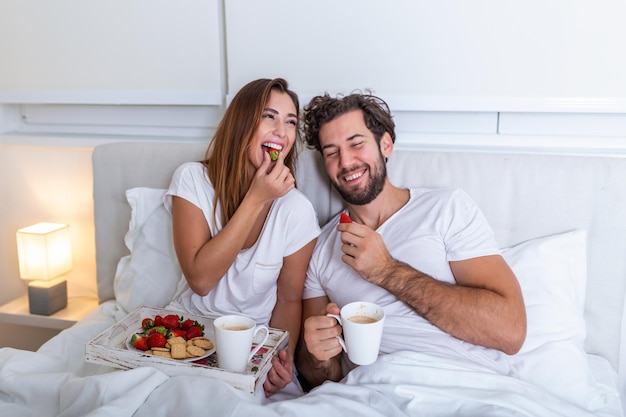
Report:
164,78,320,397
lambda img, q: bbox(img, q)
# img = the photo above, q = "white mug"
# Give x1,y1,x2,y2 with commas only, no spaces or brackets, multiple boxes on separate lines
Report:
327,301,385,365
213,315,269,373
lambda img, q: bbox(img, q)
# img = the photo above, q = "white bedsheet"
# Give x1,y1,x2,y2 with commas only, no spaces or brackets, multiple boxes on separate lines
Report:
0,302,622,417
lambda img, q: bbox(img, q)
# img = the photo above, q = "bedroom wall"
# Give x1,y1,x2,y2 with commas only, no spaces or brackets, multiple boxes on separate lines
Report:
0,0,625,349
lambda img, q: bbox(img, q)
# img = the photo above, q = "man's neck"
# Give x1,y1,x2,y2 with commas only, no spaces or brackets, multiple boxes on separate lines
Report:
347,182,410,230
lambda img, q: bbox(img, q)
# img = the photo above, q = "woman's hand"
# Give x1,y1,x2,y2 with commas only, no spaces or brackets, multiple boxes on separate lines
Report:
262,349,294,397
247,151,295,204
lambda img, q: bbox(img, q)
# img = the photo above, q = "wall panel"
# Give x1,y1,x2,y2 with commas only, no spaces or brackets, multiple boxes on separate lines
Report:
225,0,626,112
0,0,224,105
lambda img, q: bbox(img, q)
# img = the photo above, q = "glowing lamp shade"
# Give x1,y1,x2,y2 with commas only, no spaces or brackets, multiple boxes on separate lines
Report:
16,222,72,315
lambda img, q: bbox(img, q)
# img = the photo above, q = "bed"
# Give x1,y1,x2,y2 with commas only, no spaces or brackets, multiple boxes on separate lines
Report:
0,140,625,416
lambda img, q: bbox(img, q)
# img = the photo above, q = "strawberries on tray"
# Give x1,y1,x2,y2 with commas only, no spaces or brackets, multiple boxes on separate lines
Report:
186,325,203,340
162,314,181,330
148,332,167,349
130,313,206,352
131,334,148,351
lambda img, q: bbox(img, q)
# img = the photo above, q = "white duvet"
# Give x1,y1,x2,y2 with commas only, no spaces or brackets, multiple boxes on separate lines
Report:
0,302,622,417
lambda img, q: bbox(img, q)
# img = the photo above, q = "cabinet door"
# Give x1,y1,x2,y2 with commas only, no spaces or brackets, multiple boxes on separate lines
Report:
0,0,223,105
225,0,626,112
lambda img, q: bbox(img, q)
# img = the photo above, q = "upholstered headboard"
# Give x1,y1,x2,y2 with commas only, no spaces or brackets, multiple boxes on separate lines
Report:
92,141,626,378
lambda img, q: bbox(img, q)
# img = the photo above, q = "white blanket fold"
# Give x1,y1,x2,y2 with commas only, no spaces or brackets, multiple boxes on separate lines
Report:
0,304,621,417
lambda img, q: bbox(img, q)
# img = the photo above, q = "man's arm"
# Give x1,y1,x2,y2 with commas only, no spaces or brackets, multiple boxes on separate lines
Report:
296,296,344,389
339,222,527,355
377,255,526,354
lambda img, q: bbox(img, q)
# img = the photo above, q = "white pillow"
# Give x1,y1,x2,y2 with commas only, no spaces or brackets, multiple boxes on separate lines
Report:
113,187,181,314
504,230,616,410
503,229,587,354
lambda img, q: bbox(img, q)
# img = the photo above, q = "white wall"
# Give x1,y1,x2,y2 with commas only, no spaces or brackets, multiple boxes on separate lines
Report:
0,1,625,349
0,144,97,302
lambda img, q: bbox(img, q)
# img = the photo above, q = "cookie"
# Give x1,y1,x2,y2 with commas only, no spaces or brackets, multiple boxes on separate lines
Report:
153,350,172,359
192,337,214,350
186,345,205,357
168,336,187,345
152,347,169,352
171,342,187,359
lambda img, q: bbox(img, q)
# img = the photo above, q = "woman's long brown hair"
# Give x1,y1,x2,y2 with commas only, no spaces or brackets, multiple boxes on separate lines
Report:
203,78,300,226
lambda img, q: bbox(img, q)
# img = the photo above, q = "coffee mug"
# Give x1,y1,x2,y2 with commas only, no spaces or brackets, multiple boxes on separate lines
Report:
327,301,385,365
213,315,270,373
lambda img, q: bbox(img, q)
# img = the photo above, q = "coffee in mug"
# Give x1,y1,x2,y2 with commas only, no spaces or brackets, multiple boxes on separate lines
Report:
223,325,250,331
348,315,377,324
327,301,385,365
213,315,269,372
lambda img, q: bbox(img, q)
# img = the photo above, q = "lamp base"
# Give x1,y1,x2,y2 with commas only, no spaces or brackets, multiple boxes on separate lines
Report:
27,278,68,315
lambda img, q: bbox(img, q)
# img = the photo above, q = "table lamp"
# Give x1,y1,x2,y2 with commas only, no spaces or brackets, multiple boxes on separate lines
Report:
16,222,72,315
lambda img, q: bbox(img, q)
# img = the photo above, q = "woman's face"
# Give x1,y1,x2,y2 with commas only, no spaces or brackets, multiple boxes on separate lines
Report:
248,90,298,169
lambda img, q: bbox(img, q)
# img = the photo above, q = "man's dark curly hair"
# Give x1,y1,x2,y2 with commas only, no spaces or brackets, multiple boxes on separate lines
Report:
302,92,396,152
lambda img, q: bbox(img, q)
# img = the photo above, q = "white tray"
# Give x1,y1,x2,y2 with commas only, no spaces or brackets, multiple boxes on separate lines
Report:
85,305,288,394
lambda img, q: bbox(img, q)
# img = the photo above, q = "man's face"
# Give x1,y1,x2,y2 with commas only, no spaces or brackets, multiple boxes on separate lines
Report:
318,110,388,205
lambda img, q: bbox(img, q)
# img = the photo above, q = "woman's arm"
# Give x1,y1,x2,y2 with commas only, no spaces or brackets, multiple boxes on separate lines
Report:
263,239,317,396
269,239,317,357
170,194,268,295
171,153,295,296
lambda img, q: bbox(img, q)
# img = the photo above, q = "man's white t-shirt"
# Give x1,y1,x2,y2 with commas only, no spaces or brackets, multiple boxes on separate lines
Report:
165,162,320,326
304,188,514,373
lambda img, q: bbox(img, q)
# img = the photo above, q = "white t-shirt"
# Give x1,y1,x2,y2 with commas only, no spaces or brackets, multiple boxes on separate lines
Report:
304,188,515,374
164,162,321,326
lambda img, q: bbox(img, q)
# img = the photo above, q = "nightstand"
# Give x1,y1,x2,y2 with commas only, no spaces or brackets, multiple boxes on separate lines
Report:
0,295,99,330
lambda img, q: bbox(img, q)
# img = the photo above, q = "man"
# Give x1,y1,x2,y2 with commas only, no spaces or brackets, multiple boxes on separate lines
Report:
296,92,527,389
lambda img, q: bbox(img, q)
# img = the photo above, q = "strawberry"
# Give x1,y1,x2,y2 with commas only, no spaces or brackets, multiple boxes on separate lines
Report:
154,315,163,327
186,325,204,340
148,332,167,348
180,318,195,331
170,328,187,338
147,325,167,336
131,334,149,351
340,212,352,224
141,318,154,330
269,149,279,161
162,314,180,330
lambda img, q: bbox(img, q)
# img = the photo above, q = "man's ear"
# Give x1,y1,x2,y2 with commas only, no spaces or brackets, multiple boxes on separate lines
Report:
380,132,394,160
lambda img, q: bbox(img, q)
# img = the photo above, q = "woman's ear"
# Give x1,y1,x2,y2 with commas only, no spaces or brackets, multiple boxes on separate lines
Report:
380,132,394,161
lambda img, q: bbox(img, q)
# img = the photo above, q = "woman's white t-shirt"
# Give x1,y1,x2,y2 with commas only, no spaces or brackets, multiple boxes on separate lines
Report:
165,162,320,326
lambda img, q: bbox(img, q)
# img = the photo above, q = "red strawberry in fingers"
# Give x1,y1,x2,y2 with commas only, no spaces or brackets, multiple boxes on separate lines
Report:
340,212,352,224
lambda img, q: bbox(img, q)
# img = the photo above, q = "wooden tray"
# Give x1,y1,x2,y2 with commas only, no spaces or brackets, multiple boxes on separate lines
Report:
85,305,288,394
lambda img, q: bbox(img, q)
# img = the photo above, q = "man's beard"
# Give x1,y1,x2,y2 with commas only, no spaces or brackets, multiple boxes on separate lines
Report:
333,157,387,206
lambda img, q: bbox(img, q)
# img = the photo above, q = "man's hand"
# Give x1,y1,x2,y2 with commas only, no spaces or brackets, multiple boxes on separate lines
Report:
302,303,343,362
337,222,395,286
298,298,346,387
